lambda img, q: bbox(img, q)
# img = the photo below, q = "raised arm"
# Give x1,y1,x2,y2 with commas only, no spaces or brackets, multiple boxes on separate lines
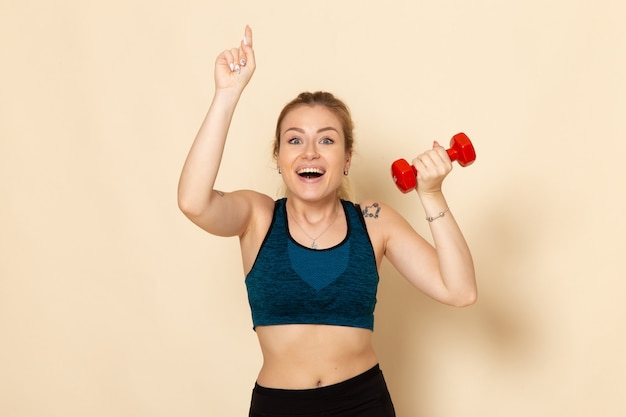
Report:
178,26,268,237
375,141,477,306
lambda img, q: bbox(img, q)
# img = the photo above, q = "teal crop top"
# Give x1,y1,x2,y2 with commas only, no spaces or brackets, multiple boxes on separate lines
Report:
245,198,380,331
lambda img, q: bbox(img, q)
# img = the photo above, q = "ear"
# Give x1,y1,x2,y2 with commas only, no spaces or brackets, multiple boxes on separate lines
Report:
344,151,352,170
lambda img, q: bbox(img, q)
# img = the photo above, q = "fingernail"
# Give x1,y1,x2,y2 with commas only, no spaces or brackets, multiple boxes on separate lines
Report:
240,58,246,66
235,64,241,74
229,62,235,71
243,37,248,46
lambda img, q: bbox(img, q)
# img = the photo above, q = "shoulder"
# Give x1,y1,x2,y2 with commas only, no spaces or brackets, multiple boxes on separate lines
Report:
356,198,402,222
356,199,383,220
351,199,407,262
356,199,429,265
355,198,407,245
356,198,416,241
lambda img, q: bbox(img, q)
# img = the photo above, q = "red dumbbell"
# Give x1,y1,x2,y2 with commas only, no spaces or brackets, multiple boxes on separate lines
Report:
391,132,476,193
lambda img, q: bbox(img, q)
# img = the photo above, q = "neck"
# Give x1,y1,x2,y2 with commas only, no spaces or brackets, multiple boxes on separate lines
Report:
286,198,342,250
286,197,341,224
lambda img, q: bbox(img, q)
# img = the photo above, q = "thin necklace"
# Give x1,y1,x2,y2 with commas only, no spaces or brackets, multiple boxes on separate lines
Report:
288,202,340,249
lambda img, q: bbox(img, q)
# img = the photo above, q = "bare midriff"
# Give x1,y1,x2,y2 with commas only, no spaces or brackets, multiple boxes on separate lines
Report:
254,324,378,389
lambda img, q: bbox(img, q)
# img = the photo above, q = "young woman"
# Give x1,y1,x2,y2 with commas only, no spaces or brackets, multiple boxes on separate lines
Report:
178,26,476,417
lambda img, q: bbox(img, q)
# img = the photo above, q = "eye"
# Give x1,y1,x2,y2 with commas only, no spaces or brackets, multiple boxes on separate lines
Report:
287,137,302,144
319,137,335,144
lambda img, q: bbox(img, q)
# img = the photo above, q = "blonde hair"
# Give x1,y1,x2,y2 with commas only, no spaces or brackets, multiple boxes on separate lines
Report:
274,91,355,201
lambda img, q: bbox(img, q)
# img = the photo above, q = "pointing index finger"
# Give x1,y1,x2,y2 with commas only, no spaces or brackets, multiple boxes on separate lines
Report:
243,25,253,48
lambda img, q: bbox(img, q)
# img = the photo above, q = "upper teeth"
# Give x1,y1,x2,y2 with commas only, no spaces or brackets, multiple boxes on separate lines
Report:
298,168,324,175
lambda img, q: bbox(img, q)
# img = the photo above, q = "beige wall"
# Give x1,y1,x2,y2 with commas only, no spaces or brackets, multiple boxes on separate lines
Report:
2,1,625,416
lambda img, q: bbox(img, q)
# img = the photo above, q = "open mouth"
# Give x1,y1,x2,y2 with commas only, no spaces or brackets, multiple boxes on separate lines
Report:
297,167,325,179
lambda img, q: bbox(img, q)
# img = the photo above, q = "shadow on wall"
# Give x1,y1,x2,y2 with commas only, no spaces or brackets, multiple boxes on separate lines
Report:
372,189,543,416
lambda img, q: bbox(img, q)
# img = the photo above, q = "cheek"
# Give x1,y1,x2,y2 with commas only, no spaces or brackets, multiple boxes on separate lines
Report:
276,151,296,169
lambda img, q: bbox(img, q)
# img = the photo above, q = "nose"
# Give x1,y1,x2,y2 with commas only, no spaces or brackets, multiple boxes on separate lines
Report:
303,141,319,159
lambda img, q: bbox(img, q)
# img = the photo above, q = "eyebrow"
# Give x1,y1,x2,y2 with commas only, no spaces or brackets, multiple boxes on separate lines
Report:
283,126,339,136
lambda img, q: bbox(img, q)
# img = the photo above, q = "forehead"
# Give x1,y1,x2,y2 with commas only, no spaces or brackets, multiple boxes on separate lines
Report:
280,105,343,134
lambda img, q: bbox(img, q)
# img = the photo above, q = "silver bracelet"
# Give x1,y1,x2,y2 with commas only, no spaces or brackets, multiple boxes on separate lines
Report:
426,207,450,223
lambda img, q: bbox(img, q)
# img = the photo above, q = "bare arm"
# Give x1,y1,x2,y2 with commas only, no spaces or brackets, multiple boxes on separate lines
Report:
375,141,477,306
177,26,265,237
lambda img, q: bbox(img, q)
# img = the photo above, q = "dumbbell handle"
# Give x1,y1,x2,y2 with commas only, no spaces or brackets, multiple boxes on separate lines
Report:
391,133,476,193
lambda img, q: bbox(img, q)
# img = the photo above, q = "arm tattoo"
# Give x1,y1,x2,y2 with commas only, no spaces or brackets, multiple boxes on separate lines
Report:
362,202,381,219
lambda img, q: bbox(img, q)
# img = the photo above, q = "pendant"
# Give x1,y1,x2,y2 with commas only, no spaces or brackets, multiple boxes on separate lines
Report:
311,241,318,249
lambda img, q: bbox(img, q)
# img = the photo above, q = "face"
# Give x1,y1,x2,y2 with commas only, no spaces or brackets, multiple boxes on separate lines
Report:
276,105,352,201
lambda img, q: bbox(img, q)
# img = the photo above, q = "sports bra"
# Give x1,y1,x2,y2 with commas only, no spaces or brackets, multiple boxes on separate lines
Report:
245,198,380,331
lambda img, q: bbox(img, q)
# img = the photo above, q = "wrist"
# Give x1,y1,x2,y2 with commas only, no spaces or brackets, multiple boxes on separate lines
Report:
214,87,243,102
416,189,444,203
417,190,449,218
426,206,450,222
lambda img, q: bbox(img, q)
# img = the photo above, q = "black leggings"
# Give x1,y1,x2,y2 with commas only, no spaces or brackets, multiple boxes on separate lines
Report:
249,364,396,417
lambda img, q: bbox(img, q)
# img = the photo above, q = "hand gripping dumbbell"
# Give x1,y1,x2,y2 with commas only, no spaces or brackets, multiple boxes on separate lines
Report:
391,132,476,193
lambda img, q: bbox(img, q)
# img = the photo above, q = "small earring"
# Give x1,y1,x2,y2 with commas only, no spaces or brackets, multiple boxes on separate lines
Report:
344,170,349,176
277,167,282,174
